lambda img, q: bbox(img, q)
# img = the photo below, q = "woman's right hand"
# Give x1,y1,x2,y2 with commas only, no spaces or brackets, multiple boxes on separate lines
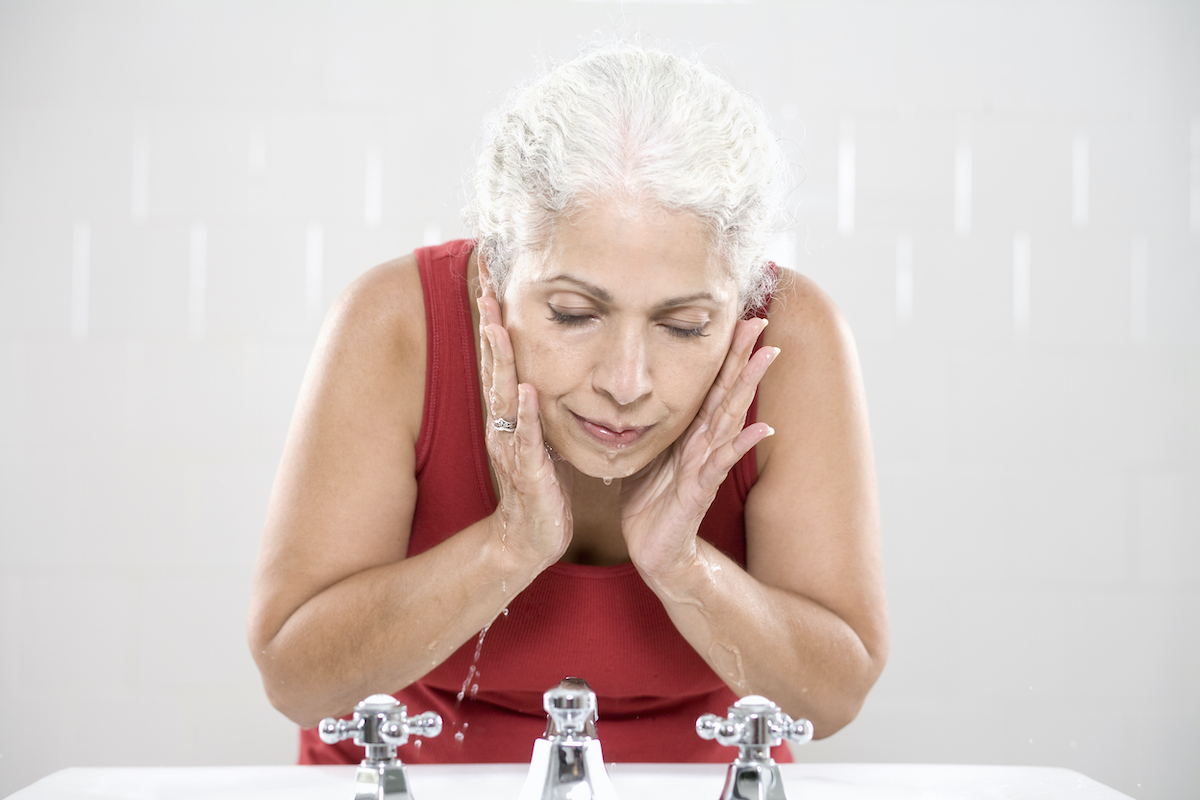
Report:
478,295,574,573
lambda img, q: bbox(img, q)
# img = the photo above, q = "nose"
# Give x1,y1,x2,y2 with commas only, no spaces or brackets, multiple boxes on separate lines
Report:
593,325,652,407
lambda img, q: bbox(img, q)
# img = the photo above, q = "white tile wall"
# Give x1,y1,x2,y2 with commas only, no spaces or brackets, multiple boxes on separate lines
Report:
1,2,1197,799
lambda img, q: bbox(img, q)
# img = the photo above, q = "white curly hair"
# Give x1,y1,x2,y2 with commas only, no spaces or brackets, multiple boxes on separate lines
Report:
464,43,789,316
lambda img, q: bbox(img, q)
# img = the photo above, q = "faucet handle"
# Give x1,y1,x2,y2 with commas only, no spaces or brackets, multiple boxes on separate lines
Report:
318,694,443,749
696,695,813,752
383,710,443,745
543,677,598,739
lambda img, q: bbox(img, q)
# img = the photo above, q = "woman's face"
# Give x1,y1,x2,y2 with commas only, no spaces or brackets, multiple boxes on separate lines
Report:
498,201,741,480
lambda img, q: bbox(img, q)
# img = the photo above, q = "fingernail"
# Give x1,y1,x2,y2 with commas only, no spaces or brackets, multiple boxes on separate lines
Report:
518,384,526,406
485,327,497,348
765,346,781,361
764,425,776,437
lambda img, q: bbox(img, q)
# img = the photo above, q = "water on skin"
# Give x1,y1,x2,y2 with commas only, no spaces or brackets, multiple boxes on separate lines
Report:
603,477,613,486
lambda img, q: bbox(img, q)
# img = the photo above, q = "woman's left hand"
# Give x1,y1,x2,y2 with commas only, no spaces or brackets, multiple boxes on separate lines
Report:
620,316,779,578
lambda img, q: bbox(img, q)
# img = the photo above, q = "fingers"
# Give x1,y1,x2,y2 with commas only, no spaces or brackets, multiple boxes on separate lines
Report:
698,420,774,493
698,317,769,420
478,297,495,400
513,384,540,469
708,343,780,443
478,296,519,427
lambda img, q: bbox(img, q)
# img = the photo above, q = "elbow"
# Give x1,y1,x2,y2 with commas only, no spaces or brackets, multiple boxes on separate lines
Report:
251,639,331,730
805,627,890,740
247,612,324,729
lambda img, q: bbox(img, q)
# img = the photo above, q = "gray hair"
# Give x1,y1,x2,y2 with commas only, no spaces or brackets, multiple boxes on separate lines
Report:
464,43,789,315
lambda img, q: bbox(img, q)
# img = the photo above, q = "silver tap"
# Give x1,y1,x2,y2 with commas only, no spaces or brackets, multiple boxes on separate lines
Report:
319,694,442,800
696,695,813,800
518,678,619,800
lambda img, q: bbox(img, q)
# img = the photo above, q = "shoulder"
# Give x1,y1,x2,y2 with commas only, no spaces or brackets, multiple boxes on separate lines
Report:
754,267,867,471
306,252,428,443
326,252,425,354
761,267,855,362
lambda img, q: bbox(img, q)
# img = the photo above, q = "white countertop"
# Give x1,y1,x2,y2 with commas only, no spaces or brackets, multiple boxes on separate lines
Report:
6,762,1135,800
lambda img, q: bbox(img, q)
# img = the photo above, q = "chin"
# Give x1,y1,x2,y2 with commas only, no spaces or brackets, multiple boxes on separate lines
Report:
553,440,657,481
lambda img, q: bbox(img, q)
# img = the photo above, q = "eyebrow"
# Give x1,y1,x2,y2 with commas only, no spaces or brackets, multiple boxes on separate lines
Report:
541,273,718,309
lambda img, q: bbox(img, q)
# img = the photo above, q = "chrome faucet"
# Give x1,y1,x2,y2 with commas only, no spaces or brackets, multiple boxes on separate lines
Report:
518,677,619,800
319,694,442,800
696,695,813,800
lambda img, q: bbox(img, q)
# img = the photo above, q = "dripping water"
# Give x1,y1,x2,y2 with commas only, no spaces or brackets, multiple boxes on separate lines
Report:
456,623,493,705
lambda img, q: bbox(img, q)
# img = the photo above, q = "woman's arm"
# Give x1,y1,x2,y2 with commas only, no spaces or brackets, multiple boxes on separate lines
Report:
627,269,888,737
247,256,570,728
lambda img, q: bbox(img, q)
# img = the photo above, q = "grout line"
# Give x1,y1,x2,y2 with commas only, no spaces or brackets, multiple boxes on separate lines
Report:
896,233,913,325
1130,235,1148,343
306,223,324,320
1072,132,1089,229
837,116,855,236
71,221,90,341
1013,232,1030,340
3,342,25,463
189,223,207,342
955,134,972,237
132,133,149,223
365,147,383,227
1190,115,1200,233
2,573,23,695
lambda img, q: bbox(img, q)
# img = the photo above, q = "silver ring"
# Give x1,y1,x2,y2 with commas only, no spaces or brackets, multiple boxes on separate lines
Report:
492,418,518,433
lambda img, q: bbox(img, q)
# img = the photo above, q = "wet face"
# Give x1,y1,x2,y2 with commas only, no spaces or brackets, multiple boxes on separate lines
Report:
497,201,740,479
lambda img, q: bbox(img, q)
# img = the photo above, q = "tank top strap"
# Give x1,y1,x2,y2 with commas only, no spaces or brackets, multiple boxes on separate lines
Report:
412,240,495,536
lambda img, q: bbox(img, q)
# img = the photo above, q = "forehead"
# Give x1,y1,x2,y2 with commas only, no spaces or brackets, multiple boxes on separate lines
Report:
513,201,737,304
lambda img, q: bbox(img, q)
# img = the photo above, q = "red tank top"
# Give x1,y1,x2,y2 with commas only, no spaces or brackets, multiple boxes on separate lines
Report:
299,240,788,764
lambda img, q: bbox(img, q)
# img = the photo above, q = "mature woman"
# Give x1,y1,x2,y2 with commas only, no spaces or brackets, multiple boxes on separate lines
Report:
248,44,888,765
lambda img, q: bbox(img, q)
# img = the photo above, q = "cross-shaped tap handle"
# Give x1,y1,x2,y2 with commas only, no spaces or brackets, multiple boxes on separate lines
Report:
696,695,813,752
319,694,443,751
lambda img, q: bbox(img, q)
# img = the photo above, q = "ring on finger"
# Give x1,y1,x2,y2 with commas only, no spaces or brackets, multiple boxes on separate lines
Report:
492,417,518,433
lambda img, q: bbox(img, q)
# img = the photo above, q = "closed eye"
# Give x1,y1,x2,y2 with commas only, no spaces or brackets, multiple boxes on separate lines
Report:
549,307,595,327
662,322,708,339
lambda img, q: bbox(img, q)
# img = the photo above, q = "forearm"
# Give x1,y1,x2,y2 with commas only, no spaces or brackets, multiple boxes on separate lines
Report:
251,515,539,728
639,538,885,738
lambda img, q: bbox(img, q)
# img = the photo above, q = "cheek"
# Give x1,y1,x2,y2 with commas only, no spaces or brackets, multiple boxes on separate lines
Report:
657,345,726,411
507,325,583,398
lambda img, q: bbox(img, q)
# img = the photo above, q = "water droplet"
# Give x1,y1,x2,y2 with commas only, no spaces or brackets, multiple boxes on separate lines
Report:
462,722,470,730
473,626,490,661
501,607,509,616
603,477,613,485
454,731,465,743
470,683,479,697
413,739,422,749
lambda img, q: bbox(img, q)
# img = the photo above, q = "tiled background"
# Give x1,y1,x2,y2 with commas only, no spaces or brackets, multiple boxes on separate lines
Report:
1,1,1197,797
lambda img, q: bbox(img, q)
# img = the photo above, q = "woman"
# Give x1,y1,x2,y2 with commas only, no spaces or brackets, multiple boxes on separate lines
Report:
248,44,888,765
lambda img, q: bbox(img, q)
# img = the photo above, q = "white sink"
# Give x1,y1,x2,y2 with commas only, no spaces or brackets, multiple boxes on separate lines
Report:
7,763,1134,800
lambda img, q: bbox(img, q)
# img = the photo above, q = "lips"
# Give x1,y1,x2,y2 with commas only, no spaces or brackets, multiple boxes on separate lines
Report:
572,413,650,448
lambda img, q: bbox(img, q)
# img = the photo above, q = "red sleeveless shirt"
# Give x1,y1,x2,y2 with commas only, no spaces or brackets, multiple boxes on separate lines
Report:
299,240,788,764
